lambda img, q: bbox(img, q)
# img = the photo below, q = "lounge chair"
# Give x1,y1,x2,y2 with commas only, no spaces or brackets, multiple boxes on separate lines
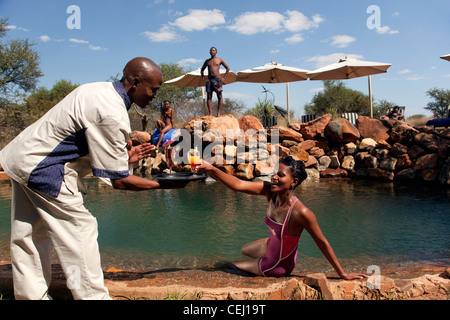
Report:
426,105,450,129
341,112,359,126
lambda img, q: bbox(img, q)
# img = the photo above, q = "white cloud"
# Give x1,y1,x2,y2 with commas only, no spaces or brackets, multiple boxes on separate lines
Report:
228,11,285,35
68,38,106,50
285,33,304,44
270,49,280,54
406,75,424,81
142,25,185,42
284,11,323,32
330,35,356,48
89,44,107,51
398,69,411,74
306,53,364,68
69,38,89,44
309,87,324,94
376,26,399,35
6,25,29,32
170,9,226,31
228,10,323,36
224,91,254,102
177,58,202,67
40,35,51,42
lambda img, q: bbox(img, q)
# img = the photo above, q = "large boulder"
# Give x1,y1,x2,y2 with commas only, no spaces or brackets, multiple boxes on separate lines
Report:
268,125,303,142
298,114,332,140
414,132,440,152
185,114,241,143
356,116,390,142
325,118,360,143
238,115,264,132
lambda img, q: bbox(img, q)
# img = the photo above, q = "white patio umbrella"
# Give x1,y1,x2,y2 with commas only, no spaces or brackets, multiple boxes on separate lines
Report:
165,68,237,111
236,61,310,124
165,67,237,87
441,54,450,62
306,57,392,118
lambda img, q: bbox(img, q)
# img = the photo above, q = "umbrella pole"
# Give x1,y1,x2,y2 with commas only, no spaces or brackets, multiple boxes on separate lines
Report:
286,83,290,125
202,87,206,113
368,75,373,118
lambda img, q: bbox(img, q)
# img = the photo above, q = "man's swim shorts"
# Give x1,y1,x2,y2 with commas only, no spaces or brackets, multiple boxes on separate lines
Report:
206,77,223,94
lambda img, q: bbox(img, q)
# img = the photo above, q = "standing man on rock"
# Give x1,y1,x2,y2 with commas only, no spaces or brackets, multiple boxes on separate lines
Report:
0,57,174,300
201,47,230,117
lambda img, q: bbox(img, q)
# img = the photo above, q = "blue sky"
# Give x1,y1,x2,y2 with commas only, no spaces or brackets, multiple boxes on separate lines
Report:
1,0,449,118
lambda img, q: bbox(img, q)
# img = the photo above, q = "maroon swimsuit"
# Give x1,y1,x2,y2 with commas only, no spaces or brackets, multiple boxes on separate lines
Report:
259,197,300,277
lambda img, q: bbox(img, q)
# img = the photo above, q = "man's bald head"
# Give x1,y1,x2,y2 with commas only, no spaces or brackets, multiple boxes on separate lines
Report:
122,57,162,84
121,57,163,108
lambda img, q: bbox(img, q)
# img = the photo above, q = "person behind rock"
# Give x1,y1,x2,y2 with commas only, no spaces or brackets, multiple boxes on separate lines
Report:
0,57,182,300
380,106,404,121
201,47,230,117
154,100,175,149
196,156,368,279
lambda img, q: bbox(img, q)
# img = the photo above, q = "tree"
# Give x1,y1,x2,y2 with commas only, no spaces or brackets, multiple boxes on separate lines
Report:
304,80,370,117
0,18,43,100
23,79,79,121
425,88,450,118
374,99,397,119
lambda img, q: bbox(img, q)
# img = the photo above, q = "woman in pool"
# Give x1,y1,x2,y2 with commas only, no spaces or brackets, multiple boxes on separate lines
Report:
196,156,367,279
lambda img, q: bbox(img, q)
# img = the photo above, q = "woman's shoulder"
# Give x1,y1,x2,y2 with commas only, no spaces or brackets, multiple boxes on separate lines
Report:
291,198,314,219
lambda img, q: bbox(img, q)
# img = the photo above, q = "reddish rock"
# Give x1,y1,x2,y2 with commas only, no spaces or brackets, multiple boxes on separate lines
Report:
390,143,408,157
320,167,348,178
315,140,330,152
304,155,318,167
289,145,310,161
414,132,439,152
268,125,303,142
356,116,390,142
277,144,290,157
420,169,440,182
298,139,316,151
396,168,417,181
130,130,151,145
325,118,360,143
289,122,301,131
303,273,335,300
255,160,274,176
414,153,439,170
396,154,413,169
238,115,264,132
309,147,325,158
281,140,298,148
390,123,418,144
185,115,241,143
408,145,425,159
236,163,254,180
299,114,332,140
367,168,395,181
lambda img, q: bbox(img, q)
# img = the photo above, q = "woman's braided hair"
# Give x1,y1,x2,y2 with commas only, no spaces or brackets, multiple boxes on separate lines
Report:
279,156,308,188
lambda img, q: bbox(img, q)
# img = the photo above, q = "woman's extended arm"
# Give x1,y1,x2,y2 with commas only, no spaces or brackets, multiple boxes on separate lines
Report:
196,160,271,197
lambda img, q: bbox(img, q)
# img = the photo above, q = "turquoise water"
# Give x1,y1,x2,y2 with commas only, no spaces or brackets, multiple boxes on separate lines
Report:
0,177,448,273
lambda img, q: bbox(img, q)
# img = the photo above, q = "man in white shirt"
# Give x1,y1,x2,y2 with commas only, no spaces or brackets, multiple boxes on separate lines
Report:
0,57,166,300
